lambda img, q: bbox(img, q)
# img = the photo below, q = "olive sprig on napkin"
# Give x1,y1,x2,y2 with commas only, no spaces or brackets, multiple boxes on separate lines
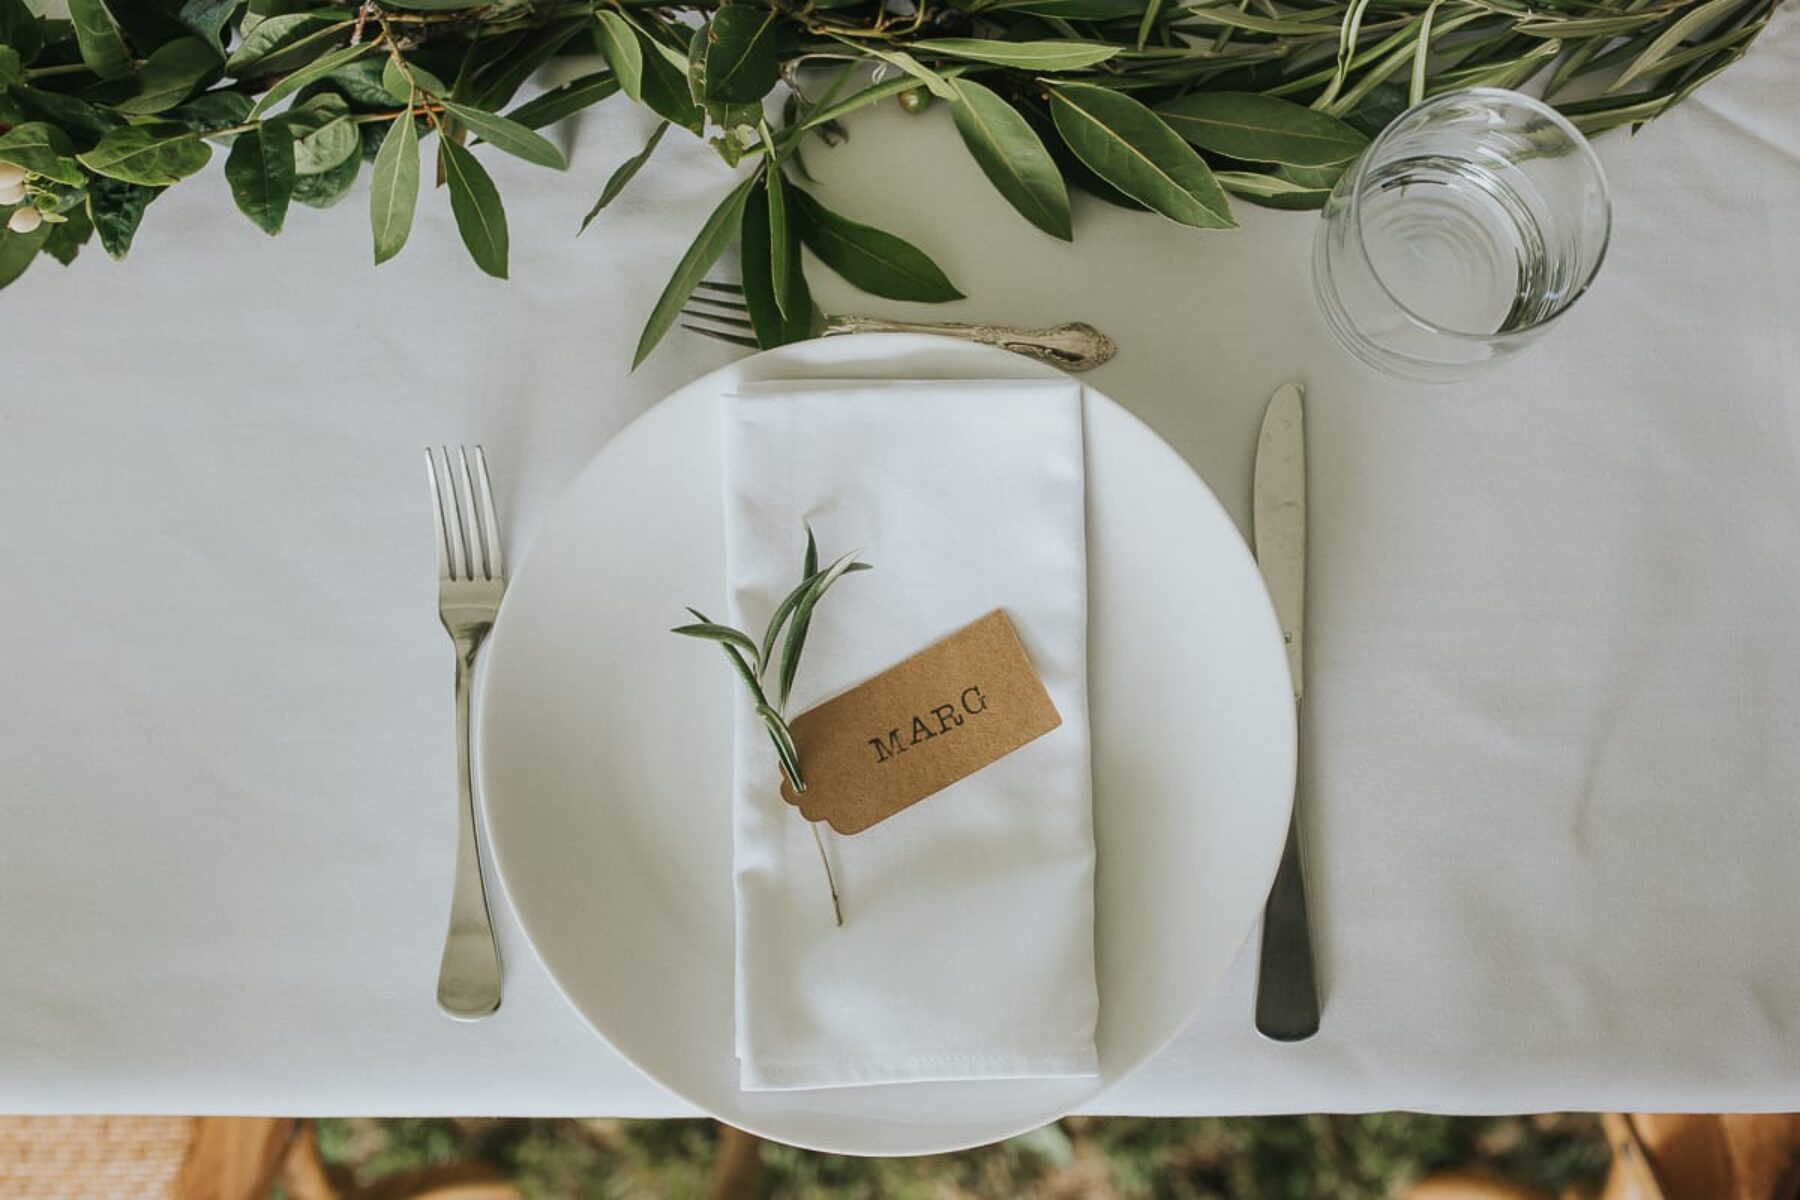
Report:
675,525,870,924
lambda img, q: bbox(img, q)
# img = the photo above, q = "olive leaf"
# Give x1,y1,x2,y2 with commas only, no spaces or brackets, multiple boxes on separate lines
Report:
506,72,620,130
43,206,94,265
470,20,587,112
383,57,450,101
446,27,529,101
0,123,85,185
593,10,644,103
439,139,509,279
765,525,866,934
740,181,813,349
292,149,360,209
0,223,51,289
14,86,110,144
671,613,765,669
638,30,705,133
1315,0,1374,110
86,176,156,258
1155,92,1368,167
639,24,694,73
1612,0,1744,91
1216,170,1320,197
226,13,347,77
576,120,669,233
1017,96,1140,215
115,38,220,117
913,38,1120,70
761,140,792,317
673,608,799,788
224,121,295,235
370,110,420,264
778,549,872,707
756,702,804,789
0,0,45,64
850,43,956,100
249,42,377,119
684,23,707,105
1227,162,1341,211
702,5,780,105
947,76,1072,241
1137,0,1165,48
176,0,238,49
674,528,872,776
790,189,963,303
1047,82,1235,230
756,530,820,671
1343,84,1410,139
579,120,668,234
67,0,132,81
440,100,567,169
166,90,252,132
632,171,758,368
78,127,212,187
285,95,359,176
799,74,921,131
1410,0,1443,105
694,614,762,695
310,57,382,107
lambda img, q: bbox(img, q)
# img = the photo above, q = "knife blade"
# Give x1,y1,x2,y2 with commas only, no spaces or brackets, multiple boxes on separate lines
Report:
1252,382,1319,1042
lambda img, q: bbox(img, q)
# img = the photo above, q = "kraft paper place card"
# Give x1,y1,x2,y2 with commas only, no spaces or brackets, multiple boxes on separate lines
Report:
778,609,1062,834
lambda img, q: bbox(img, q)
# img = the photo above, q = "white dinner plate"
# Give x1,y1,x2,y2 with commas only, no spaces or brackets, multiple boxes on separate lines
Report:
478,334,1295,1155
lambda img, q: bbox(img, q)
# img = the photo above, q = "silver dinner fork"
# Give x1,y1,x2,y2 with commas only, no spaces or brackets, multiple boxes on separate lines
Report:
428,445,506,1020
679,281,1119,372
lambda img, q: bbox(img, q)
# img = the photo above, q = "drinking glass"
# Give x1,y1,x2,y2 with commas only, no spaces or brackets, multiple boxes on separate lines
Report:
1314,88,1611,381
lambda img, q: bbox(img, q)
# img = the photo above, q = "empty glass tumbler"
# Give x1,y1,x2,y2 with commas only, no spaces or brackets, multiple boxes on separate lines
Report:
1314,88,1612,381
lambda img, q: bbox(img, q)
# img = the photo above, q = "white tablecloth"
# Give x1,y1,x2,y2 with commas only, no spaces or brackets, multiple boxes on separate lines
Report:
4,9,1798,1118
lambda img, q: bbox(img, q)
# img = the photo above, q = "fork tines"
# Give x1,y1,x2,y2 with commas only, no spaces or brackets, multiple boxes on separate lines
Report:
427,445,504,584
680,279,759,349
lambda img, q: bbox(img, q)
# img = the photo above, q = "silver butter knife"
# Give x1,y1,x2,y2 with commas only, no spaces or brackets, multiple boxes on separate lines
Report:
1252,383,1321,1042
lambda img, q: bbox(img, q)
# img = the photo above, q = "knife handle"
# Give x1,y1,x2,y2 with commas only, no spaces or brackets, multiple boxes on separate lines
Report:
1255,752,1320,1041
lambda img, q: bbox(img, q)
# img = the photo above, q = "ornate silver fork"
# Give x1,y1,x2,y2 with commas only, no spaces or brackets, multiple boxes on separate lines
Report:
427,445,505,1020
680,281,1118,372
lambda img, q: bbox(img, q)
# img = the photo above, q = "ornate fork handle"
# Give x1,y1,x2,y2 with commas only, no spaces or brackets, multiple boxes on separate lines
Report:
822,316,1117,372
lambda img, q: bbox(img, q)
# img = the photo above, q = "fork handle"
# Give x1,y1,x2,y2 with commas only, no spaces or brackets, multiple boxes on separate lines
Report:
437,640,502,1019
822,317,1117,372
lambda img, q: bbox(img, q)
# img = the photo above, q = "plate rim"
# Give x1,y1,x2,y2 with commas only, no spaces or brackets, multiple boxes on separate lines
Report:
477,333,1295,1154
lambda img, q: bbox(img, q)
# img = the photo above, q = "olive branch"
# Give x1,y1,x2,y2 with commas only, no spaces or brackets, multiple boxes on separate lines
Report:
675,525,870,925
0,0,1779,347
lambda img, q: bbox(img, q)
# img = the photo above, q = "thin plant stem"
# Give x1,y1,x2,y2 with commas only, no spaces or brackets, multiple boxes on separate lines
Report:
677,535,868,929
778,744,843,927
192,104,442,142
25,62,108,79
811,821,844,927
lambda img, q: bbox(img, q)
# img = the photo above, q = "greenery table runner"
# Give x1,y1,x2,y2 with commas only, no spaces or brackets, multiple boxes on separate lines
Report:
0,0,1780,362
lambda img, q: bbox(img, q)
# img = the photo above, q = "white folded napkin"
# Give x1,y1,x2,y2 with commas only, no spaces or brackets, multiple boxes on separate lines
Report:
723,378,1099,1092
